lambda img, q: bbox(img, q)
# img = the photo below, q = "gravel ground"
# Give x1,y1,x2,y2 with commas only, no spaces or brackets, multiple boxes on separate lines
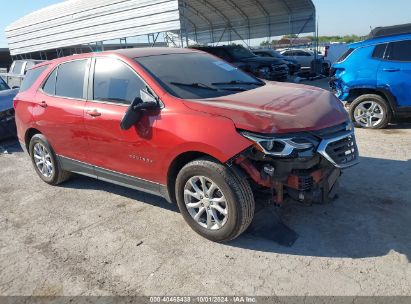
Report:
0,91,410,296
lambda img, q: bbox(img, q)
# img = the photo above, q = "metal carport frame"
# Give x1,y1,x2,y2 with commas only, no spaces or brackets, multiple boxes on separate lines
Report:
179,0,315,46
5,0,315,56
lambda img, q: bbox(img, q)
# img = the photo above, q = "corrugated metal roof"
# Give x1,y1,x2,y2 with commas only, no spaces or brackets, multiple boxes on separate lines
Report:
5,0,315,56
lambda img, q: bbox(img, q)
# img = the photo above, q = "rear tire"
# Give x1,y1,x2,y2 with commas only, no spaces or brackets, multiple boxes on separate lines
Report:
29,134,71,185
175,158,254,242
349,94,391,129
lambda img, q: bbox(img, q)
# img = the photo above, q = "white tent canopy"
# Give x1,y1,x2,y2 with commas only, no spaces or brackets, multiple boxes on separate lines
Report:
5,0,315,56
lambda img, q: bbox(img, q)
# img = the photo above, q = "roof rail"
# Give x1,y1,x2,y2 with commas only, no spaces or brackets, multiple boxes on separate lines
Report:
368,23,411,39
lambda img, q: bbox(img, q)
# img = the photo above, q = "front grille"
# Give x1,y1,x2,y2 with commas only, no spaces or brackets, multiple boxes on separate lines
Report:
325,133,358,166
272,64,288,72
297,175,314,191
314,122,359,168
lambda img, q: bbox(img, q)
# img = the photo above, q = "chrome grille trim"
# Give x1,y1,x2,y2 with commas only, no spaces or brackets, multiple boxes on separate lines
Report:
317,130,359,169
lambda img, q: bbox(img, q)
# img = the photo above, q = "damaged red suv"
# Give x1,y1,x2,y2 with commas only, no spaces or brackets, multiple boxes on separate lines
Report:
14,48,359,242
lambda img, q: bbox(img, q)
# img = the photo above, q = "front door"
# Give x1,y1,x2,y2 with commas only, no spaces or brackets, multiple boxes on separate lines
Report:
83,57,159,189
378,39,411,107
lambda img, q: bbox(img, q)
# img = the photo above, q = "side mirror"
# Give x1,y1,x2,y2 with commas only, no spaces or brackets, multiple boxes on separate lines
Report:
120,91,159,130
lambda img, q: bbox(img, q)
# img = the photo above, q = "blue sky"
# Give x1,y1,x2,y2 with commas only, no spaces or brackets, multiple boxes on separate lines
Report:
1,0,411,47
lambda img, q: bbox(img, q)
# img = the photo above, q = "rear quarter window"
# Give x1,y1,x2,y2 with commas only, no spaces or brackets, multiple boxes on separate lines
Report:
336,48,354,62
372,43,388,59
19,65,48,92
42,68,57,95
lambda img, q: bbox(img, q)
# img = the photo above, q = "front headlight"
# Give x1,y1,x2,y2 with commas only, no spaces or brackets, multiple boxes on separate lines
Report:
240,131,314,157
257,66,270,76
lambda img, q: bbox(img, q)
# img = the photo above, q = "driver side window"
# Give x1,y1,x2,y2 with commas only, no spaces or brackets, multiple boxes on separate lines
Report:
93,57,146,105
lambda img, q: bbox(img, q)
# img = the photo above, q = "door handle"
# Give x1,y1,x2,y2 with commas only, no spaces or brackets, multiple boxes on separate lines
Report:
383,68,401,72
40,101,48,108
86,109,101,117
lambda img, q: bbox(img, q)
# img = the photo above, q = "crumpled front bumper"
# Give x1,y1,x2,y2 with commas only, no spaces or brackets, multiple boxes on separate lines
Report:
233,122,359,205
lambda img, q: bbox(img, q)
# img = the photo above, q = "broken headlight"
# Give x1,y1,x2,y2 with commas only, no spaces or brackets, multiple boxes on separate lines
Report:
240,131,315,157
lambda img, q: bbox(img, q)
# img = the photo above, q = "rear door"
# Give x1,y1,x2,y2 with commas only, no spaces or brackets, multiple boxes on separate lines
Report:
83,56,159,186
33,59,90,162
378,39,411,107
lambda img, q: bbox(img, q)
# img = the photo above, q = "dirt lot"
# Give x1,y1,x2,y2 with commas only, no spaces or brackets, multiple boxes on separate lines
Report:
1,94,410,296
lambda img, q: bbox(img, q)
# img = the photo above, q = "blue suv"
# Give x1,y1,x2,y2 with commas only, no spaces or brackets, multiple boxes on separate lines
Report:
330,30,411,128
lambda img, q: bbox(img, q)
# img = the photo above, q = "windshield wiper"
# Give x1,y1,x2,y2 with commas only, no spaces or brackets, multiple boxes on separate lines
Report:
170,82,218,91
219,87,248,92
212,80,262,86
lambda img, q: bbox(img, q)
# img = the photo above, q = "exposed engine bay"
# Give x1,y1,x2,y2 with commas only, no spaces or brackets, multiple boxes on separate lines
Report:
232,121,359,205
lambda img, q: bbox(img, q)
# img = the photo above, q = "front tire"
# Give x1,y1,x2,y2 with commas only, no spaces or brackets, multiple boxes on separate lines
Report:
29,134,71,185
175,158,255,242
349,94,391,129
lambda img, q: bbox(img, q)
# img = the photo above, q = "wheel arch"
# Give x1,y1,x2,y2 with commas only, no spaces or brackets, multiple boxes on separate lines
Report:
24,128,42,154
347,87,398,113
166,151,220,204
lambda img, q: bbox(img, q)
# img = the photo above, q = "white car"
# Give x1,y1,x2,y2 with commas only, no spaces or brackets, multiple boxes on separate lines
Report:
279,49,324,68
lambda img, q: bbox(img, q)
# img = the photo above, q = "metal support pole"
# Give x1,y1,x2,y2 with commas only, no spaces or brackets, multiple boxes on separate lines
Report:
151,33,160,47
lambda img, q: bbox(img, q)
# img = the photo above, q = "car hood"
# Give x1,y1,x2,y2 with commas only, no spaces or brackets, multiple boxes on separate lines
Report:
183,82,348,134
0,89,18,112
241,56,287,66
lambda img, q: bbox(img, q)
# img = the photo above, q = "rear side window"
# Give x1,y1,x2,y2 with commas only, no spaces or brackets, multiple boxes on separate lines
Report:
42,68,57,95
19,65,48,92
387,40,411,61
372,43,388,59
56,60,87,99
337,48,354,62
93,57,145,105
297,51,311,56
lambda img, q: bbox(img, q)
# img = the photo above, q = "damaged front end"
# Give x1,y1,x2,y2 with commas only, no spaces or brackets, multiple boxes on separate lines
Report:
0,107,16,140
231,121,359,205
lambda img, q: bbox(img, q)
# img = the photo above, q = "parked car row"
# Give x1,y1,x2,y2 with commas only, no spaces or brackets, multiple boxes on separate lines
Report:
0,59,44,89
252,49,301,74
0,77,18,140
13,47,358,242
279,48,325,68
192,45,290,82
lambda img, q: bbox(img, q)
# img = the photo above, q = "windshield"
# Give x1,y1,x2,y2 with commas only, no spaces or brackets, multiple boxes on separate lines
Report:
135,53,264,99
0,77,10,91
226,46,256,60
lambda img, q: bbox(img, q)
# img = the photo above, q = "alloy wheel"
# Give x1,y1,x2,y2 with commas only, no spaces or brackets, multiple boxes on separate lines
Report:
33,143,54,178
183,176,228,230
353,101,385,128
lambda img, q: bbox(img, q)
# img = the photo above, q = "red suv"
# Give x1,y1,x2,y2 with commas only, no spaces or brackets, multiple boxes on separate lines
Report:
14,48,359,242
